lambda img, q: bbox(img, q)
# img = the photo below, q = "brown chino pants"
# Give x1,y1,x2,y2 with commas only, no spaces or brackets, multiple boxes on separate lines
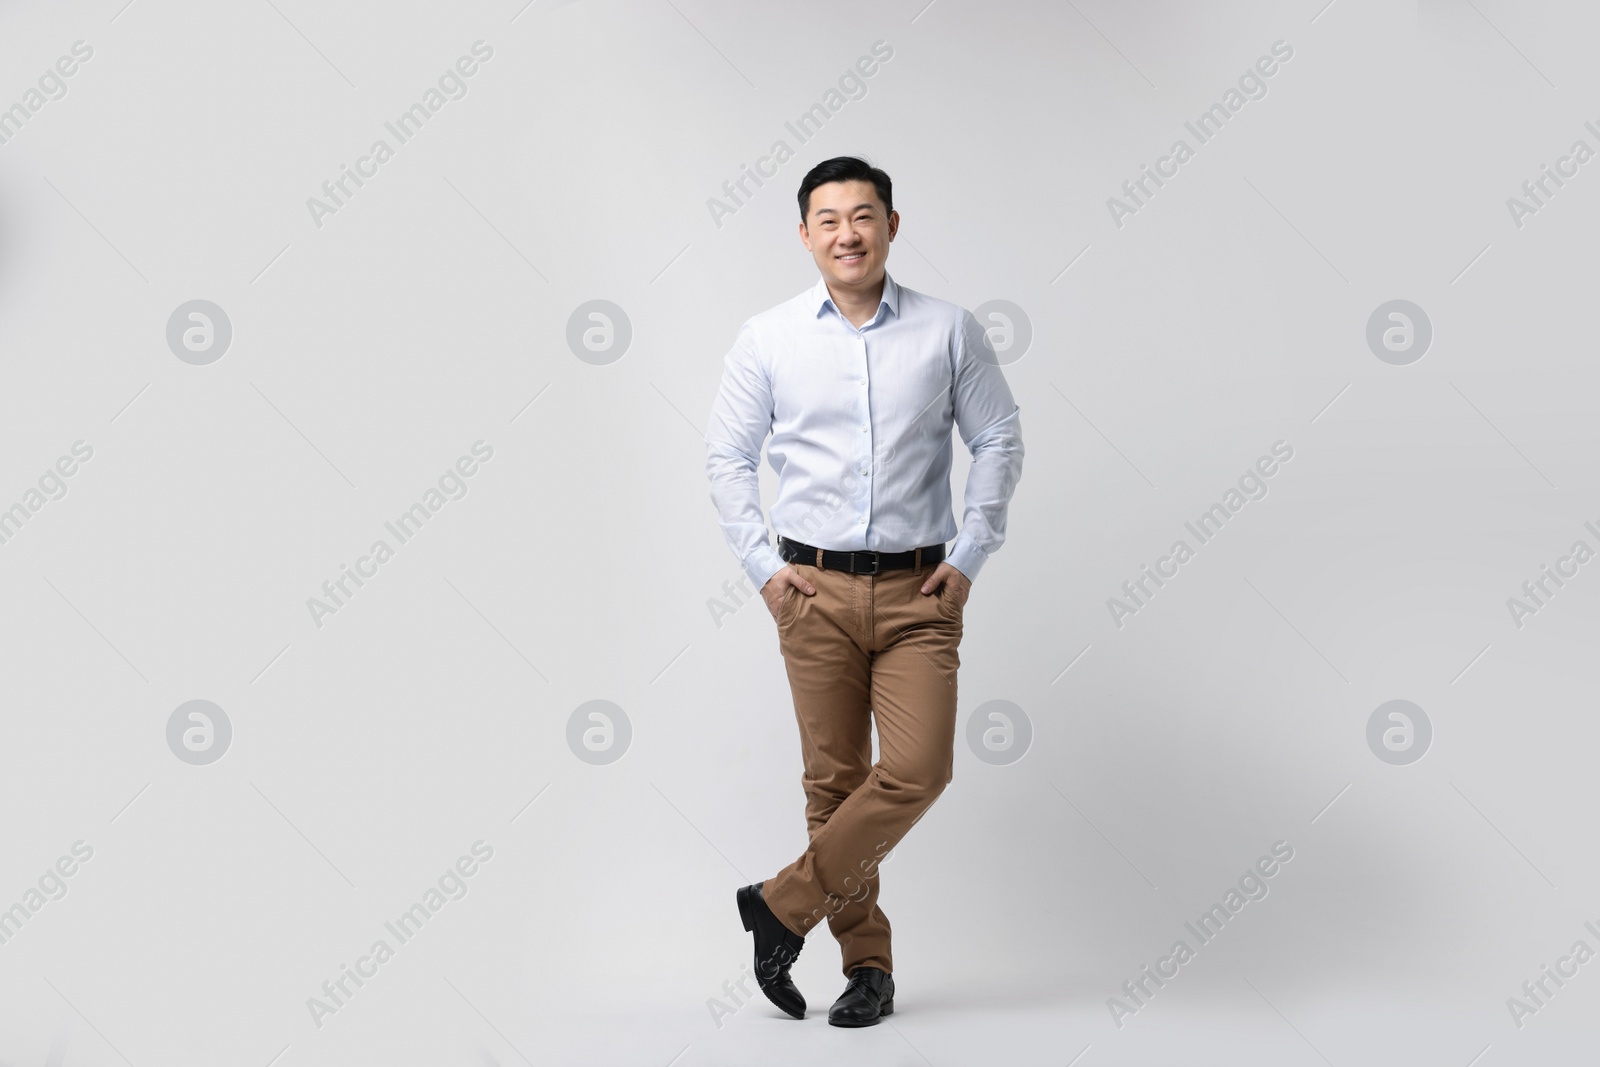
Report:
760,552,963,977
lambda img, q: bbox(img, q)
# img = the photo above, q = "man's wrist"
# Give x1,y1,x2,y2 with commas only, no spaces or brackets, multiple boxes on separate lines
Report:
745,545,786,592
944,538,988,583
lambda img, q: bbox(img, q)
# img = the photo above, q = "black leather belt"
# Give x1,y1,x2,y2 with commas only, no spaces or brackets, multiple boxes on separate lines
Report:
778,535,945,575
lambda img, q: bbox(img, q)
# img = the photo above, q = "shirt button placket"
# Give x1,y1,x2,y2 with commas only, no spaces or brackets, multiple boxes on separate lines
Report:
859,334,870,531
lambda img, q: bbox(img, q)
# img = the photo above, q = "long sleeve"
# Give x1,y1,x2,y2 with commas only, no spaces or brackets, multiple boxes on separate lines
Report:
705,321,786,591
944,310,1025,582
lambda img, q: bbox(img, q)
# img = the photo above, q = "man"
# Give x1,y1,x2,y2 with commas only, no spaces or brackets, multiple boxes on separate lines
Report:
705,156,1024,1026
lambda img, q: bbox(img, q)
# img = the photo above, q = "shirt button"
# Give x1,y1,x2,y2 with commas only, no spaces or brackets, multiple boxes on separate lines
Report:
859,517,867,524
861,426,868,432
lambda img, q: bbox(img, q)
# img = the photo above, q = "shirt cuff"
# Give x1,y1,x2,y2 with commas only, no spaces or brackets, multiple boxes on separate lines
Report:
945,536,989,582
744,543,786,591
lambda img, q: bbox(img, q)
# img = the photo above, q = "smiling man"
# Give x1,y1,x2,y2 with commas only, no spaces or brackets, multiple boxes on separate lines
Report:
705,156,1025,1026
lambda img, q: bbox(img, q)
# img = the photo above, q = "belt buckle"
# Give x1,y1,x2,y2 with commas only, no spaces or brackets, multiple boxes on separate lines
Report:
854,551,879,575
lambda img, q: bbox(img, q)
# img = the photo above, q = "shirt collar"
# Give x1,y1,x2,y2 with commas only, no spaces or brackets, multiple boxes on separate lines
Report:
812,270,900,325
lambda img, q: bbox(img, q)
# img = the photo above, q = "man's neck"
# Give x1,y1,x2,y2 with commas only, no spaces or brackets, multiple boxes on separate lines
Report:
825,274,885,329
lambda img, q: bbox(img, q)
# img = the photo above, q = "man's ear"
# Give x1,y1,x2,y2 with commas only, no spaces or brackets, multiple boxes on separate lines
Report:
887,210,900,240
798,220,812,251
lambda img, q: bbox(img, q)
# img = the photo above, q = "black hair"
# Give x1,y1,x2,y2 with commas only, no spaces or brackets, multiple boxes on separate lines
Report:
797,156,893,222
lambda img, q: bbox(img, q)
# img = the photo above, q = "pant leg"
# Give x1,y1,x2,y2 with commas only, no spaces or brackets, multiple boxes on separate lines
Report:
763,563,962,975
782,564,874,838
763,562,895,965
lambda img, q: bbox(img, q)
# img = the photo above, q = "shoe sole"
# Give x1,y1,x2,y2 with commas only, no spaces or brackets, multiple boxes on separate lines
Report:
828,997,893,1027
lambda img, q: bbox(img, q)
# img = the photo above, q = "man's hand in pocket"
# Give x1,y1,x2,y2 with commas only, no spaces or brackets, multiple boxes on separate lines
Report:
762,566,816,621
920,562,971,610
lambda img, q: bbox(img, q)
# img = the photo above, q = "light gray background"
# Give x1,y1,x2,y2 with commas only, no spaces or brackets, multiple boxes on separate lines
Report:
1,0,1597,1064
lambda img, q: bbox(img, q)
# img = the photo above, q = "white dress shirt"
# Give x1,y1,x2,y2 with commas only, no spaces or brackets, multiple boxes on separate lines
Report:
705,271,1024,592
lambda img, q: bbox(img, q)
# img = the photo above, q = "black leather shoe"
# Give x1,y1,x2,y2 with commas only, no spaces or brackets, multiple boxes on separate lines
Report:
735,882,806,1019
828,966,894,1027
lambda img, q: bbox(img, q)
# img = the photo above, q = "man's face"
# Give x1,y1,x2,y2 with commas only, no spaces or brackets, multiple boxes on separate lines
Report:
799,179,898,290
